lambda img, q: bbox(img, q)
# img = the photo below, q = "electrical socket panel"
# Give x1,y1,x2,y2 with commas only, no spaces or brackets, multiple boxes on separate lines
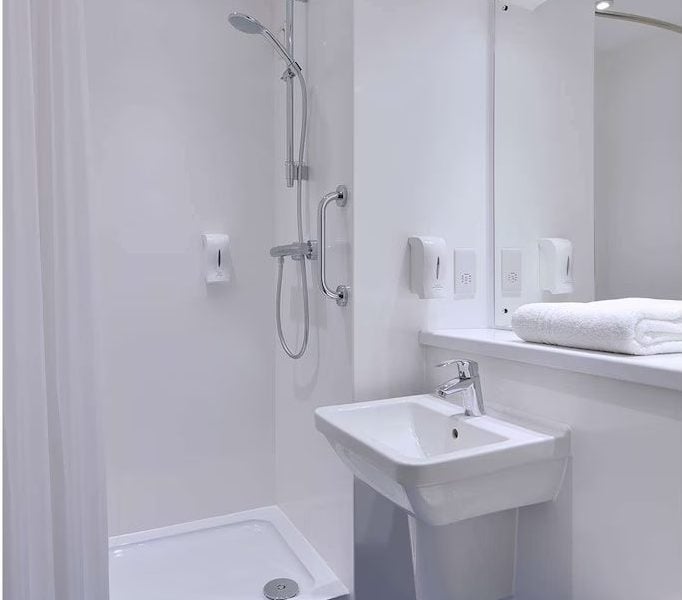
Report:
501,248,522,296
454,248,476,298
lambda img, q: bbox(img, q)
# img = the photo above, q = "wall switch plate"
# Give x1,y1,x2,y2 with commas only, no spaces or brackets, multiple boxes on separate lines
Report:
454,248,476,298
501,248,522,296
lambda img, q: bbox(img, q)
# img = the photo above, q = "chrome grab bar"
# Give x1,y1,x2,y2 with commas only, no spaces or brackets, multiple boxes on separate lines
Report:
317,185,350,307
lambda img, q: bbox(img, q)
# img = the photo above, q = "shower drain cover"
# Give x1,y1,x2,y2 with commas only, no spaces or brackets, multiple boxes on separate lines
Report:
263,578,299,600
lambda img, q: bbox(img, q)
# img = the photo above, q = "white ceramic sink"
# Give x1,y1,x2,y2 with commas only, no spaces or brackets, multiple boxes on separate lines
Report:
315,394,569,526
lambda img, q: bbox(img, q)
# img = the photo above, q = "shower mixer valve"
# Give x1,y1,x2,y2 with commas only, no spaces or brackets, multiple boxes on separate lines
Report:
269,240,317,261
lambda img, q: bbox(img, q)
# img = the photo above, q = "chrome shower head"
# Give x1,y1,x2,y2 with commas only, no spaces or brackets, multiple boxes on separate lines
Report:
227,12,297,68
228,12,265,34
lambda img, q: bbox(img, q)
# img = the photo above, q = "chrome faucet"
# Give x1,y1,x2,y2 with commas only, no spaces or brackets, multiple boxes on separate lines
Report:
434,359,485,417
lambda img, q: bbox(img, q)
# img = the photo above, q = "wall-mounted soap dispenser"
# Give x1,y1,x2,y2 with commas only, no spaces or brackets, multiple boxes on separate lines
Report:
539,237,573,294
202,233,231,284
408,236,448,299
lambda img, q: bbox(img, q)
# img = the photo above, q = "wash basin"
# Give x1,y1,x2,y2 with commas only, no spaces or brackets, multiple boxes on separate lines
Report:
315,394,569,526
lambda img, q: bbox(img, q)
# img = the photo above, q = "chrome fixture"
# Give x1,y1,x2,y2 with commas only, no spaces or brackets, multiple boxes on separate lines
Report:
435,360,485,417
228,2,312,359
263,577,300,600
227,11,307,187
317,186,350,307
228,12,297,69
269,241,317,260
594,4,682,34
283,0,307,188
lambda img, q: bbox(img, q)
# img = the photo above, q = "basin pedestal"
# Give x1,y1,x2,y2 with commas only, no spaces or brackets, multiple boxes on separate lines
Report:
410,510,516,600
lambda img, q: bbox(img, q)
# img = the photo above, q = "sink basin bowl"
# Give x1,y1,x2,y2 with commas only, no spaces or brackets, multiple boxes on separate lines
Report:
315,394,569,526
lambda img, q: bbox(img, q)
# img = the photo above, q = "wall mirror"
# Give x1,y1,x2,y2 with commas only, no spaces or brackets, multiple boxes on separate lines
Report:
493,0,682,328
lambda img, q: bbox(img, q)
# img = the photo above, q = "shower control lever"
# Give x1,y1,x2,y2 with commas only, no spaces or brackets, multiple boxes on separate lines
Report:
317,185,350,307
270,241,316,260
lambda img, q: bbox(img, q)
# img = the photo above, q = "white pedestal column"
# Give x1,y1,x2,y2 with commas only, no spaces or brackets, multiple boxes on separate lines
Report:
409,510,517,600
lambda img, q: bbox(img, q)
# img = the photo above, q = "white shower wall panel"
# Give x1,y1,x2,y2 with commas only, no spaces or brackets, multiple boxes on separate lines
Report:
84,0,278,535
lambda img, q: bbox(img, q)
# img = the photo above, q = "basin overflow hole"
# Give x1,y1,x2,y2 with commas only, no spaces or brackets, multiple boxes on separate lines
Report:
451,428,459,439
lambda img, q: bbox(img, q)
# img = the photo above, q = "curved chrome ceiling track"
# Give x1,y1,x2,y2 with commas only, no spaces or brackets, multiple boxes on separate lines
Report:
596,10,682,35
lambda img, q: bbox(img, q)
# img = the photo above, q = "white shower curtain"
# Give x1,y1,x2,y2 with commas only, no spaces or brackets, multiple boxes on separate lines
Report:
4,0,109,598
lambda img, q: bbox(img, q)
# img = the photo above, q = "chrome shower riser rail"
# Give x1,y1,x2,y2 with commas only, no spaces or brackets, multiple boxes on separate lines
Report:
281,65,309,187
283,0,309,186
596,10,682,34
285,0,295,187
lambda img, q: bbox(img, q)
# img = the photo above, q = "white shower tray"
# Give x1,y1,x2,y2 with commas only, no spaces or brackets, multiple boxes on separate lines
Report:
109,505,348,600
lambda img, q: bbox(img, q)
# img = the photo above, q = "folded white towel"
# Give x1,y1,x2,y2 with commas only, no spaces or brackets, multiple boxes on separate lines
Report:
512,298,682,355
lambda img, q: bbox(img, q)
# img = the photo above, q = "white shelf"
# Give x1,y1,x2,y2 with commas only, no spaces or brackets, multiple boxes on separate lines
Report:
419,328,682,392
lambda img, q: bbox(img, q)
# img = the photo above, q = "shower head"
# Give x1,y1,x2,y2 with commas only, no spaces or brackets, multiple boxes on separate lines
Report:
227,12,297,69
228,12,265,34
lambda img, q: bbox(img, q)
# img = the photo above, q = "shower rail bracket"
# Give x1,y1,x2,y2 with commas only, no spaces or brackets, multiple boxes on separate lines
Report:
285,161,308,184
305,240,319,261
280,67,296,82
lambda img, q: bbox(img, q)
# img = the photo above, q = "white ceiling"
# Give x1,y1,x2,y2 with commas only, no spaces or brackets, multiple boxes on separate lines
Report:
596,0,682,51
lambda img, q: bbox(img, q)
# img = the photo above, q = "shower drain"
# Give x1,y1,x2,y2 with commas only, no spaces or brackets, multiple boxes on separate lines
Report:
263,578,299,600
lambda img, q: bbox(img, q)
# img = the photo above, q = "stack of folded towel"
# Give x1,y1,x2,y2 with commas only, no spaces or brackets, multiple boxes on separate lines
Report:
512,298,682,356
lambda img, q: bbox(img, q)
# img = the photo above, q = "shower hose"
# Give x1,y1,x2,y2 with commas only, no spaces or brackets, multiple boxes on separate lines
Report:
275,67,309,359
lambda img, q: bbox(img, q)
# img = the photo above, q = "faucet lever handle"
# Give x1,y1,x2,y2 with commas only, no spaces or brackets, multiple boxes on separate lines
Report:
435,359,479,379
436,359,460,368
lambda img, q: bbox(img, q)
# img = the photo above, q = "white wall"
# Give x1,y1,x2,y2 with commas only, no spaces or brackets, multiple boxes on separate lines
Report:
353,0,493,402
494,0,595,326
273,0,355,588
424,348,682,600
352,0,492,597
85,0,277,535
595,24,682,300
